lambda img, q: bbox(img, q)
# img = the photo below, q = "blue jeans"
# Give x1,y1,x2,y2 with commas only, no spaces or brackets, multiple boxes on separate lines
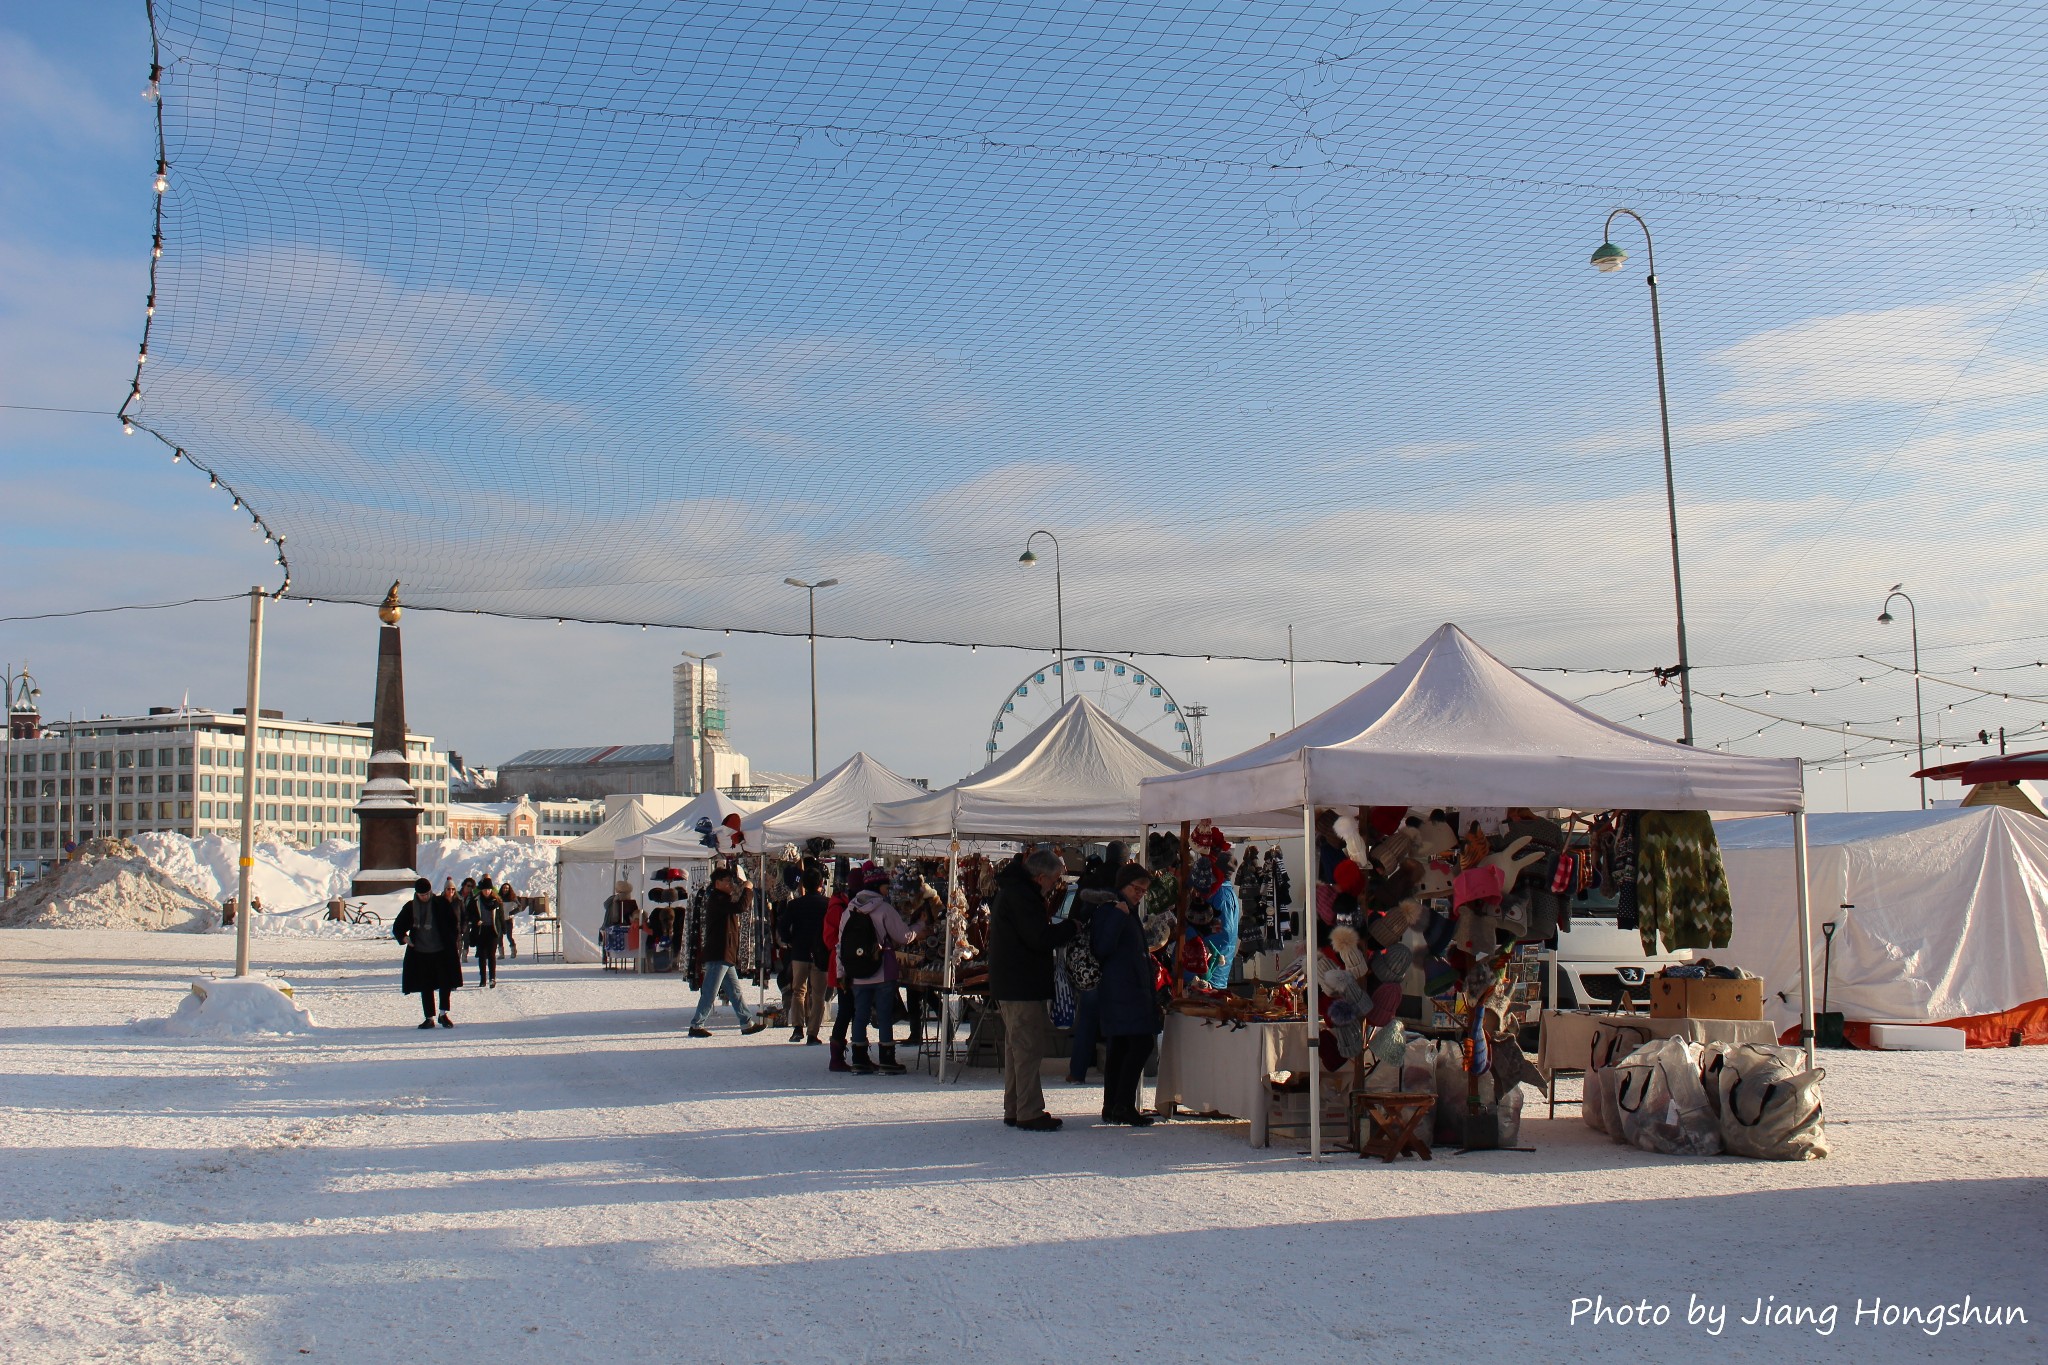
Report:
1068,987,1100,1081
691,960,755,1029
851,982,894,1048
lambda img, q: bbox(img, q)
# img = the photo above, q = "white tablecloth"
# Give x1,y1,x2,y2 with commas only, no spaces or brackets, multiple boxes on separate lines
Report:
1156,1014,1310,1147
1536,1010,1779,1074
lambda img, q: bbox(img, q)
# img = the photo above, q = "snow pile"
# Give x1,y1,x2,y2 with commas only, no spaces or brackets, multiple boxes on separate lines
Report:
132,831,352,910
0,839,219,932
416,837,557,901
134,974,318,1037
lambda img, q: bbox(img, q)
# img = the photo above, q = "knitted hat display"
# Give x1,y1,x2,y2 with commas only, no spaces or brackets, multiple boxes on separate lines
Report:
1369,825,1419,872
1370,942,1412,983
1418,859,1455,898
1415,810,1458,859
1335,1017,1365,1058
1332,858,1364,895
1185,896,1217,930
1368,897,1422,946
1366,980,1402,1026
1330,925,1372,981
1425,956,1459,997
1367,805,1410,838
1332,891,1360,923
1454,906,1500,954
1423,906,1458,956
1315,882,1339,925
1330,812,1370,865
1326,995,1362,1026
1366,858,1421,911
1453,862,1506,910
653,866,684,883
1368,1020,1407,1067
1317,1028,1345,1072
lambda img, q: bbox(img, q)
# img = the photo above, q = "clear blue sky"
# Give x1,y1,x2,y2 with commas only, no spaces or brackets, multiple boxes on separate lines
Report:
5,2,2046,807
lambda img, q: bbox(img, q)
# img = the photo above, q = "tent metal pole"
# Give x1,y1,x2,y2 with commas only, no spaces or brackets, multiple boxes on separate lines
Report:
940,829,958,1082
1303,795,1320,1159
1792,809,1817,1071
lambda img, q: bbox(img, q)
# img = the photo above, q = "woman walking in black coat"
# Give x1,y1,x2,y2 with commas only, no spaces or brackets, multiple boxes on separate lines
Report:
465,877,502,988
1091,863,1162,1125
394,878,463,1028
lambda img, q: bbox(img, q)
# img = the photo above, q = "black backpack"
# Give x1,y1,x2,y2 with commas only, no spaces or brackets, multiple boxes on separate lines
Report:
840,907,883,979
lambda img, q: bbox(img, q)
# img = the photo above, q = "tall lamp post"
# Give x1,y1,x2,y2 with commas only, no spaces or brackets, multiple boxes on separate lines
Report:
1017,530,1066,703
681,649,724,795
782,578,839,781
1592,207,1694,745
1879,585,1927,810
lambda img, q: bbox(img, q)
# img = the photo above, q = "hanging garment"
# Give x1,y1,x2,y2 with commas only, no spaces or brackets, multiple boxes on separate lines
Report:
1610,812,1640,931
1634,810,1735,954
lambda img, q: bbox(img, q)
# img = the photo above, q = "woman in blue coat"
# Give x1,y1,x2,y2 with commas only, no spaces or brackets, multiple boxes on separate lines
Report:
1092,863,1162,1125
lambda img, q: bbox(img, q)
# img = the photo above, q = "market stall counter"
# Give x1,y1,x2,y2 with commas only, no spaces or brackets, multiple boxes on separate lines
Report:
1537,1010,1778,1075
1155,1013,1311,1147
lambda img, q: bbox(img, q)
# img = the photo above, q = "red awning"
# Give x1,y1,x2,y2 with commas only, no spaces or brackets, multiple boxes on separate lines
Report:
1914,750,2048,782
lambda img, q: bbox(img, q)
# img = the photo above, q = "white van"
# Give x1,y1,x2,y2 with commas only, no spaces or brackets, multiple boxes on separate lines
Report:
1545,883,1692,1010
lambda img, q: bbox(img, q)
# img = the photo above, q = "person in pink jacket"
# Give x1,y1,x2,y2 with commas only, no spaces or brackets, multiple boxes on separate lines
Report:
838,886,918,1076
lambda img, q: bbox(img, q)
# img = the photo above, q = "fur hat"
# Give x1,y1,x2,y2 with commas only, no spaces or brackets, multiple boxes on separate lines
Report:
1368,898,1422,946
614,880,632,895
1330,925,1371,980
1332,858,1364,895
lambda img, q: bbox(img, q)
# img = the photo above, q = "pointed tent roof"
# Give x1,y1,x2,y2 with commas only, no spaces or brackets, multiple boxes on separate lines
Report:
1140,624,1804,827
616,787,762,861
740,752,925,852
555,794,691,865
870,695,1190,839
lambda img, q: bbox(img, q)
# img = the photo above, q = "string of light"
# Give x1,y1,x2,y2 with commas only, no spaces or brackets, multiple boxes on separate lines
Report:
118,4,292,600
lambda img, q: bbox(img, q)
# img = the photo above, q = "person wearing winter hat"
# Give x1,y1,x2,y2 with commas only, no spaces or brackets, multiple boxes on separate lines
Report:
776,866,832,1044
987,849,1079,1131
495,882,520,960
837,883,917,1075
1093,862,1162,1124
688,866,768,1038
393,878,462,1029
463,878,502,988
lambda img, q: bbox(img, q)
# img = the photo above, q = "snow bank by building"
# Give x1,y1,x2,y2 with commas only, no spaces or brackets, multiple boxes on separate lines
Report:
132,832,557,912
134,974,318,1037
0,838,218,932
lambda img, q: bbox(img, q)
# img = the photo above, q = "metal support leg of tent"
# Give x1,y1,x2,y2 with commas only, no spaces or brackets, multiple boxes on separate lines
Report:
940,832,959,1083
1303,800,1321,1159
1792,810,1817,1071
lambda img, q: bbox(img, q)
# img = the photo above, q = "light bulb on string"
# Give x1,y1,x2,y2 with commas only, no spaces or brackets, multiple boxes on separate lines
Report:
171,449,181,463
207,474,216,488
122,419,134,435
153,165,167,194
231,496,240,509
152,240,162,259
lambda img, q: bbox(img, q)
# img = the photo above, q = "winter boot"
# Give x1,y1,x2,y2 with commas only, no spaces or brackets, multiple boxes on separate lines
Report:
850,1045,878,1075
828,1042,852,1073
876,1046,907,1076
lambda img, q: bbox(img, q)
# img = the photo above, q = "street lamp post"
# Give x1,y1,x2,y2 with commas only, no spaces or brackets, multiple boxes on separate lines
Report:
1592,207,1694,746
1018,530,1065,703
1879,585,1927,810
681,649,724,795
782,578,839,781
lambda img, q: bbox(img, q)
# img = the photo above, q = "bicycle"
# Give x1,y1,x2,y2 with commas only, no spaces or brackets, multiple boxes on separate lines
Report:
326,898,383,926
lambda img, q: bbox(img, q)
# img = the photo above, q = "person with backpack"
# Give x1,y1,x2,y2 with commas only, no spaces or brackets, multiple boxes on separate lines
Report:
837,882,917,1075
688,865,768,1038
497,882,520,960
1063,889,1114,1084
1093,862,1163,1124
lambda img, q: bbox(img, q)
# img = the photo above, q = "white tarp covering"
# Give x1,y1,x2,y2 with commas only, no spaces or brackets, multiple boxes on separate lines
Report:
1139,623,1805,827
870,696,1188,839
740,752,925,852
555,795,690,963
1716,806,2048,1043
614,789,761,863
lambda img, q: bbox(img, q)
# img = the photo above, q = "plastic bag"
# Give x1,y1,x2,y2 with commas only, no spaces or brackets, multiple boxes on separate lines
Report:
1497,1085,1525,1147
1718,1045,1829,1161
1433,1041,1467,1145
1401,1036,1437,1094
1586,1019,1649,1139
1614,1037,1722,1156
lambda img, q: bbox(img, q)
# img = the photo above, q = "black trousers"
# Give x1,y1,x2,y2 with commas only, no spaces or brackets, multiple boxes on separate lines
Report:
831,986,855,1044
1102,1033,1155,1118
419,988,452,1018
475,933,498,986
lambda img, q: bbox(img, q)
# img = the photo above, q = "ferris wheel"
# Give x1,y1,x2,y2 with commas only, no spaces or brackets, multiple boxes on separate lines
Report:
985,655,1199,766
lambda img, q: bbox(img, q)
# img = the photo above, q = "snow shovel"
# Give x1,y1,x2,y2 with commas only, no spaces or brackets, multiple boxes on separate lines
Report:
1815,912,1848,1049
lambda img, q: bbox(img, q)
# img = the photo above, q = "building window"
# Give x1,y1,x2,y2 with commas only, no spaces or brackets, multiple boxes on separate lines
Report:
137,750,152,768
118,750,134,769
178,775,192,793
157,802,171,819
41,753,55,772
158,775,174,794
118,802,133,820
199,801,211,819
178,801,193,820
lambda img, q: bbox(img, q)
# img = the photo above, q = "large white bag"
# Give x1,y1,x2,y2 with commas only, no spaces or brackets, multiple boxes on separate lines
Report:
1614,1037,1722,1156
1717,1045,1829,1161
1582,1019,1651,1136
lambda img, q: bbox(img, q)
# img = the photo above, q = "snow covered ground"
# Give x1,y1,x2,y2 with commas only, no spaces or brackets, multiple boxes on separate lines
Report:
1,930,2041,1364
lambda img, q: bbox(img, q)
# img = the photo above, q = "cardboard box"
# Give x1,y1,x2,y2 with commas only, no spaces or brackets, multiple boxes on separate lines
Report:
1649,977,1765,1020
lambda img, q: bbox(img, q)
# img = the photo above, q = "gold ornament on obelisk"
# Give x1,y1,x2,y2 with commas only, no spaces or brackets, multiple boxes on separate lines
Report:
377,581,402,625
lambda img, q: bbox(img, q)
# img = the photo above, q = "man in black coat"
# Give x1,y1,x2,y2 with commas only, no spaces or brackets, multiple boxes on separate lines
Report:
987,849,1078,1131
775,865,832,1045
393,877,462,1029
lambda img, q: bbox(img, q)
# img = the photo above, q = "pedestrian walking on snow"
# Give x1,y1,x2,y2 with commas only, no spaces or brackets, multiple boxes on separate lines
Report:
465,878,502,988
688,866,768,1038
1093,863,1162,1125
838,886,917,1075
394,877,462,1028
777,865,832,1044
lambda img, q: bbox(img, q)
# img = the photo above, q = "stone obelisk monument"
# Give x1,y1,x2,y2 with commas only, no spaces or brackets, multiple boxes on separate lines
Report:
352,582,424,896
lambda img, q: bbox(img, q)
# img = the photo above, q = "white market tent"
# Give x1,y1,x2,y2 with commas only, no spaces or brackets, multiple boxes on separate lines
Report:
739,751,925,852
1137,623,1812,1156
870,694,1189,840
555,794,689,964
614,788,759,863
1715,806,2048,1047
